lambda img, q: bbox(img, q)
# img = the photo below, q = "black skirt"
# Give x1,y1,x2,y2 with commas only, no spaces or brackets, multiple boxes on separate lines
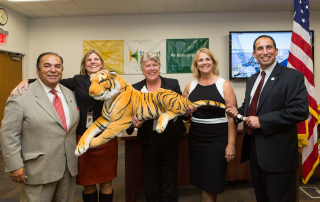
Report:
188,121,228,194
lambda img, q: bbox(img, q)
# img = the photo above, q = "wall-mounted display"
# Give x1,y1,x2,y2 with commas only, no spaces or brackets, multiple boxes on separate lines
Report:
229,31,314,80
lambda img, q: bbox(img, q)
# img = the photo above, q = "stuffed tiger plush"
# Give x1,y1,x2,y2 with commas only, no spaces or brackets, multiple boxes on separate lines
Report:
75,70,245,156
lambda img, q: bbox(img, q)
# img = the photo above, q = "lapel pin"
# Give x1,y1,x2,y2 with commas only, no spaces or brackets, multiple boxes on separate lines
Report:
271,77,275,81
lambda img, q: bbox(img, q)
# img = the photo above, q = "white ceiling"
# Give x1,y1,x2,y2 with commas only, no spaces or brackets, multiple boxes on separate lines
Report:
0,0,320,18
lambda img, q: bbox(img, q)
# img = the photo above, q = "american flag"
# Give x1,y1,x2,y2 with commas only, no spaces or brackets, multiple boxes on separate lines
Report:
288,0,319,184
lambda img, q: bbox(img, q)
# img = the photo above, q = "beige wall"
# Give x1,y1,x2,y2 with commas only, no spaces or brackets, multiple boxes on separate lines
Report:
3,9,318,106
27,11,320,106
0,5,29,78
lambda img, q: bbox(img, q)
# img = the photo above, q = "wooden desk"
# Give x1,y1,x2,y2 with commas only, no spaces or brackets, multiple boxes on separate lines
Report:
121,130,251,202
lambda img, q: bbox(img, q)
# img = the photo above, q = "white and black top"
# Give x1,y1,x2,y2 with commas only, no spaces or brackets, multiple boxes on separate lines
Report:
188,78,227,124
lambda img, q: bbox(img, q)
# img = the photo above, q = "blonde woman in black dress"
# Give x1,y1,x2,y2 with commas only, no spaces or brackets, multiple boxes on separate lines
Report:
183,48,237,202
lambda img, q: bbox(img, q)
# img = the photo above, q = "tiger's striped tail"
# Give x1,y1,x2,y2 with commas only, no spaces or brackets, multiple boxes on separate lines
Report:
235,114,246,121
191,100,246,121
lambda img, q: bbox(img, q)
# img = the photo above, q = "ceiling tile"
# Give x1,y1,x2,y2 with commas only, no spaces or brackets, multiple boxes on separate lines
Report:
139,6,166,14
194,5,222,13
57,9,88,16
72,0,109,9
0,2,38,17
255,0,287,4
84,8,114,15
194,1,227,12
135,0,165,7
248,3,283,11
196,0,228,6
276,2,293,11
0,2,21,10
43,1,80,10
29,10,63,17
104,0,137,8
11,2,52,11
226,0,257,4
167,6,194,13
0,0,318,18
14,9,38,17
222,4,251,12
111,7,140,14
166,0,197,7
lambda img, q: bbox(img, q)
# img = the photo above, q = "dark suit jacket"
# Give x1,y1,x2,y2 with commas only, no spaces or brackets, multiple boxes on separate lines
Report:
238,63,308,172
126,76,186,144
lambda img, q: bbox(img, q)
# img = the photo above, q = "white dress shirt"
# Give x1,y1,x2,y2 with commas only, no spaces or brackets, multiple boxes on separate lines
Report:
39,78,71,130
249,60,277,105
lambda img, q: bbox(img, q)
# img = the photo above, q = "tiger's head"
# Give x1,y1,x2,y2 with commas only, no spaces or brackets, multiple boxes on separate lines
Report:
89,70,121,101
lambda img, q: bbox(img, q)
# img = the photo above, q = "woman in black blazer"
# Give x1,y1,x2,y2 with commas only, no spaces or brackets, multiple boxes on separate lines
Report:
126,51,186,202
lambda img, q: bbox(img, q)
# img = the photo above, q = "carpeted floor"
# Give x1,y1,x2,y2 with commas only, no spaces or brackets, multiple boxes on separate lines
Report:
1,140,320,202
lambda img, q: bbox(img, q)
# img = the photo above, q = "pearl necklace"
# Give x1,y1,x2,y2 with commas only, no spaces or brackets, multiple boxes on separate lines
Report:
199,77,214,85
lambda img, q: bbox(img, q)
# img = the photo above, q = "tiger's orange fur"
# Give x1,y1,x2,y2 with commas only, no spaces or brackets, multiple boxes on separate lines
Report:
75,70,245,156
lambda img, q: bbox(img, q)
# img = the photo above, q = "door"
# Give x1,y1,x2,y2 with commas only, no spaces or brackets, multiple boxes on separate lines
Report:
0,51,23,124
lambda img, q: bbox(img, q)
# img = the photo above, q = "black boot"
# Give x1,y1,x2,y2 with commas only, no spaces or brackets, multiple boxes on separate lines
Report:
82,190,98,202
99,190,114,202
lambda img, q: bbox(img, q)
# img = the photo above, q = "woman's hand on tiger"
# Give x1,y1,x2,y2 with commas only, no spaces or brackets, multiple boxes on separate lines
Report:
226,105,238,119
131,115,146,129
11,79,29,96
185,105,197,116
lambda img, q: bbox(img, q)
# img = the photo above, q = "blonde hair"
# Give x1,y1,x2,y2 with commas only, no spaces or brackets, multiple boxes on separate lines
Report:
80,49,106,75
140,51,161,68
191,48,219,79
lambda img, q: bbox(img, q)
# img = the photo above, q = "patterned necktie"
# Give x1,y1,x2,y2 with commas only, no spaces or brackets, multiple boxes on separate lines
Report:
245,71,266,135
50,89,67,132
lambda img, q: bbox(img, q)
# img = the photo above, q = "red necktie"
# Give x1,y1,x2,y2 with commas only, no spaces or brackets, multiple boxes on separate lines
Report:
245,71,265,135
50,89,67,132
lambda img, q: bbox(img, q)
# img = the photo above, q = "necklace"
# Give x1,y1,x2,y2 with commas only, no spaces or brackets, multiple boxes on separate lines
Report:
199,77,214,85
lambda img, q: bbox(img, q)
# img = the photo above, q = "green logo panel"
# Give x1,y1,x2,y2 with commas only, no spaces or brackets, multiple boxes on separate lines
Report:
166,38,209,73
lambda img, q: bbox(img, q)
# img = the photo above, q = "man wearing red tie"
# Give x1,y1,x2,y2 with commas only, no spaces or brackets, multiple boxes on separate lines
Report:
227,35,308,202
0,52,79,202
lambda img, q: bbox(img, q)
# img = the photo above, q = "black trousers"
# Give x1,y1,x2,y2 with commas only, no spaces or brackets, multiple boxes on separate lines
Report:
140,131,179,202
250,134,297,202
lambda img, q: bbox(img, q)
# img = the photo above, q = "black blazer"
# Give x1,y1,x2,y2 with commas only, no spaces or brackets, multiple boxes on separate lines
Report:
238,63,308,172
126,76,186,144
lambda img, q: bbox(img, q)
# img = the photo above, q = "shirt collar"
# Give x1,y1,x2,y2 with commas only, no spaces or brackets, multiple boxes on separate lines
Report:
260,60,277,76
38,78,62,94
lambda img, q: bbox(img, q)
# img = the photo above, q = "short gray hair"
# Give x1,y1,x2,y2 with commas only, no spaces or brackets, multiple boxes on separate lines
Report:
140,51,161,68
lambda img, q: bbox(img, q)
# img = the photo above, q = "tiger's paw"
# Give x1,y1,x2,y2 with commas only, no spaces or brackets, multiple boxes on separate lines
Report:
75,142,89,157
156,124,165,133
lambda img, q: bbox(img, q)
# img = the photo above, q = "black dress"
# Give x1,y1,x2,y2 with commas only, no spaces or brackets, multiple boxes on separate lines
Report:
188,78,228,194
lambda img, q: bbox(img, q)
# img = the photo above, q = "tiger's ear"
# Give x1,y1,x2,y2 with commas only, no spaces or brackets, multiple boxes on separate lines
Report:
109,71,118,75
109,71,118,78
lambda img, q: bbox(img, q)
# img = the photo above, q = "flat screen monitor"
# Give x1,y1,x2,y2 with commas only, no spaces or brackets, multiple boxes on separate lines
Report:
229,31,314,80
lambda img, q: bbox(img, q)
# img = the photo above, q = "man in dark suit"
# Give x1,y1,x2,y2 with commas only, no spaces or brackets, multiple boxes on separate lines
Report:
226,35,308,202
